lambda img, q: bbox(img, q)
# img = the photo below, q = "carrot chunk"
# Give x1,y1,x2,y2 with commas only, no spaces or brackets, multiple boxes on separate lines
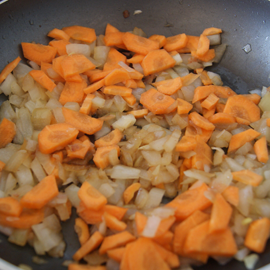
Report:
104,32,126,49
107,247,126,263
254,136,269,163
0,118,16,149
140,88,176,115
152,77,182,95
141,49,176,76
175,136,197,152
123,183,141,204
78,181,107,211
202,27,222,36
95,129,123,148
93,145,120,169
29,69,56,92
244,218,270,253
103,211,127,231
208,112,236,124
149,34,167,48
127,109,149,119
232,170,263,187
21,42,57,65
177,98,193,114
104,68,130,85
164,33,188,52
200,93,219,110
74,217,90,246
103,85,132,97
103,48,126,71
48,28,70,41
222,186,239,207
62,107,103,135
79,94,95,115
0,56,21,84
62,25,96,43
20,175,59,209
38,123,79,154
0,197,22,217
83,79,105,94
196,34,210,57
189,111,215,131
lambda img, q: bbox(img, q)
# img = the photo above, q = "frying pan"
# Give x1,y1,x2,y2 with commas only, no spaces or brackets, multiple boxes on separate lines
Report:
0,0,270,269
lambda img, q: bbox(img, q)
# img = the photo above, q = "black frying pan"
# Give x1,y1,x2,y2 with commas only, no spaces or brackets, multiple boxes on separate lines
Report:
1,0,270,269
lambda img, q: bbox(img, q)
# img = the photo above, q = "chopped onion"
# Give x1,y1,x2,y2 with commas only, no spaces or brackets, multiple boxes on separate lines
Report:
110,165,140,179
142,215,161,237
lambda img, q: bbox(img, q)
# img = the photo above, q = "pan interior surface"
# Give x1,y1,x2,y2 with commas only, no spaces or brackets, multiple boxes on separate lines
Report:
0,0,270,269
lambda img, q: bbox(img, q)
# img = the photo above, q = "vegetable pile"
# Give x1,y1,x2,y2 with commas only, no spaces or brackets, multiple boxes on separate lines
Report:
0,23,270,270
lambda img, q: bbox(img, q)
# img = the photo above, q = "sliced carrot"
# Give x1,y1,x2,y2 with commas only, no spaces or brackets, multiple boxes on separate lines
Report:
222,186,239,207
149,34,167,48
193,85,236,103
141,49,176,76
175,135,197,152
152,77,182,95
48,28,70,40
103,48,127,71
20,175,59,209
0,160,5,172
200,93,219,110
154,230,174,247
74,217,90,246
140,88,176,115
79,94,95,115
209,193,232,233
177,98,193,114
99,231,136,255
202,107,215,119
127,109,149,119
124,79,137,89
103,85,132,97
0,56,21,84
38,123,79,154
244,217,270,253
41,61,65,82
123,94,137,106
181,73,200,87
51,55,66,79
103,204,128,220
77,202,104,225
87,70,111,83
216,102,225,113
95,129,123,148
164,33,188,52
223,95,261,123
189,111,215,131
235,117,250,126
78,181,107,210
62,25,96,43
254,136,269,163
0,197,22,217
232,170,263,187
267,118,270,127
104,68,130,86
105,23,120,35
208,112,236,124
227,129,261,153
61,54,95,79
185,124,213,143
126,69,144,80
166,182,212,220
173,210,210,256
62,107,103,135
184,220,238,257
126,54,145,64
66,139,91,159
122,32,159,55
107,247,126,263
135,211,148,236
104,32,126,49
93,145,120,169
196,34,210,57
83,78,105,94
199,70,213,86
243,93,261,105
155,216,176,238
0,118,16,149
202,27,222,36
178,35,199,53
123,183,141,204
73,231,104,261
191,49,215,62
29,69,56,92
135,79,145,88
0,208,44,229
49,39,70,56
103,211,127,231
68,264,106,270
21,42,57,65
191,136,213,170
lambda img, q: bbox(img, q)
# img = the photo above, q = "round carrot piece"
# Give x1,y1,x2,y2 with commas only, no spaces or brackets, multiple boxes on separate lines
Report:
38,123,79,154
152,77,182,95
164,33,188,52
189,111,215,131
0,197,22,217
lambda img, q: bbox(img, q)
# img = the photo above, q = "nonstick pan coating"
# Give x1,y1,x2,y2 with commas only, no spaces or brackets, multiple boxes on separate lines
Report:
0,0,270,269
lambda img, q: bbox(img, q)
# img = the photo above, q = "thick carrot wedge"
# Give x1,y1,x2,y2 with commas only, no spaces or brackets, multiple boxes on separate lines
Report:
103,211,127,231
48,28,70,40
152,77,182,95
177,35,199,53
228,129,261,153
93,145,120,169
123,94,137,106
232,170,263,187
0,118,16,149
77,202,104,225
21,42,57,65
123,183,141,204
222,186,239,207
104,32,126,48
62,25,96,43
200,93,219,110
62,107,103,135
166,182,212,220
95,129,123,148
78,181,107,210
135,211,148,236
20,175,58,209
79,94,95,115
0,56,21,84
29,69,56,92
140,88,176,115
141,49,176,76
73,231,104,261
177,98,193,114
0,197,22,217
254,136,269,163
126,54,145,64
74,217,90,246
38,123,79,154
244,218,270,253
66,139,91,159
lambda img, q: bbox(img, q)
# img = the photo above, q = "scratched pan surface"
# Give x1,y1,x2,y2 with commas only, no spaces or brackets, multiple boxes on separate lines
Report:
1,0,270,269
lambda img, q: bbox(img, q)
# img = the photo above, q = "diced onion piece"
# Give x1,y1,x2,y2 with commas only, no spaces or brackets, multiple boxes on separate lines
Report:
142,215,161,238
110,165,140,179
112,114,136,132
65,184,80,208
143,188,165,209
66,44,91,57
243,254,259,270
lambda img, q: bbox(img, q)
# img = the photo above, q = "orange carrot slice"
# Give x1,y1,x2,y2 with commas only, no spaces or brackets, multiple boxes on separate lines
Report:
62,25,96,43
20,175,59,209
93,145,120,169
222,186,239,207
152,77,182,95
196,34,210,57
107,247,126,263
141,49,176,76
126,54,145,64
208,112,236,124
29,70,56,92
123,94,137,106
83,78,105,94
0,56,21,84
175,136,197,152
62,107,103,135
49,39,70,56
103,48,126,71
79,94,95,115
127,109,149,119
123,183,141,204
189,111,215,131
95,129,123,148
104,69,130,85
202,27,222,36
48,28,70,40
149,34,167,48
254,136,269,163
164,33,188,52
0,118,16,149
38,123,79,154
200,93,219,110
103,85,132,97
177,98,193,114
103,211,127,231
232,170,263,187
74,217,90,246
0,197,22,217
